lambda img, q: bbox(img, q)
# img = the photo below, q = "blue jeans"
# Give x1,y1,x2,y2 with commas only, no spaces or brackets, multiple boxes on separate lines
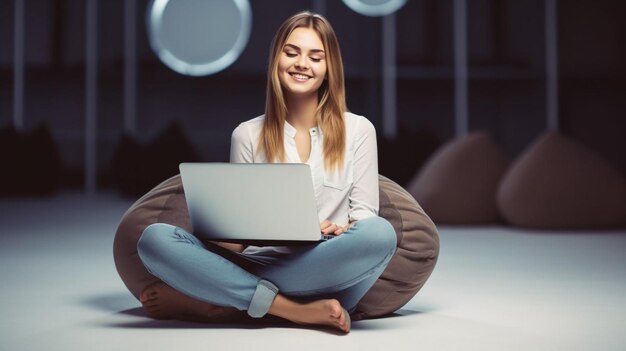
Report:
137,216,396,318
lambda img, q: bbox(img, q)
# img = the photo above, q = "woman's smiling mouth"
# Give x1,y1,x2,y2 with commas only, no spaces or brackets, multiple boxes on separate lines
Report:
289,72,312,82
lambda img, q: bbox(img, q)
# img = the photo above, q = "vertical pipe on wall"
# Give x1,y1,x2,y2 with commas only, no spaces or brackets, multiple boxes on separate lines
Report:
85,0,98,194
382,13,397,140
453,0,468,137
545,0,559,131
13,0,25,131
124,0,137,136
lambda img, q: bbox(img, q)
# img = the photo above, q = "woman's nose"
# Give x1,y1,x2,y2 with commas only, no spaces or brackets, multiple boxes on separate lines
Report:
295,57,308,69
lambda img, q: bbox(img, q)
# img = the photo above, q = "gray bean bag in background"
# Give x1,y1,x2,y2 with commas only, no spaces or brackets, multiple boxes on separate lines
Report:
113,174,439,320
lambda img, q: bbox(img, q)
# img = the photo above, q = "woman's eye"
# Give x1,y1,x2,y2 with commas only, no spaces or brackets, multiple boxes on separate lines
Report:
310,57,321,62
286,52,297,58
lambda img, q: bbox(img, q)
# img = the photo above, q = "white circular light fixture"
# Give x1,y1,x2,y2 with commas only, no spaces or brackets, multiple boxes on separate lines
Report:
147,0,252,76
342,0,407,17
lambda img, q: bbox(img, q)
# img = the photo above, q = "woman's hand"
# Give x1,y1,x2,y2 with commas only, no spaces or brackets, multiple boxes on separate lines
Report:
320,220,353,236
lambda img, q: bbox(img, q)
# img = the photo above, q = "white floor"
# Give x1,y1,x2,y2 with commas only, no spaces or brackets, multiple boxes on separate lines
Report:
1,193,625,351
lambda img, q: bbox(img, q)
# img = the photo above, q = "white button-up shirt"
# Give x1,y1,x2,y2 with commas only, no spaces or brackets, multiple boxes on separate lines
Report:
230,112,379,228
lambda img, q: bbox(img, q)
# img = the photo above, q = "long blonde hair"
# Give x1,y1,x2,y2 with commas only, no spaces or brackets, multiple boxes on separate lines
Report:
260,11,346,172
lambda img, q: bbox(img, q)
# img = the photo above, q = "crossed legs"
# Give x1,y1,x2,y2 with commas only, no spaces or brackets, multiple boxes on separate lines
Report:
136,217,396,332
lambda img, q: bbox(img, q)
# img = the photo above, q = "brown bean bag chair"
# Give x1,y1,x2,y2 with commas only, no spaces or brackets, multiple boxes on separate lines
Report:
353,175,439,320
406,132,509,224
497,131,626,229
113,174,439,320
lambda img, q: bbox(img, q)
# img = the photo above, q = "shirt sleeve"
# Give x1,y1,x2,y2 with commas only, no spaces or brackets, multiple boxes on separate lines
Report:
230,123,253,163
348,117,379,221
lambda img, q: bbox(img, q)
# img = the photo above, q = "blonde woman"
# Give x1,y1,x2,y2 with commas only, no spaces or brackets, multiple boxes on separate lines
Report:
137,11,396,333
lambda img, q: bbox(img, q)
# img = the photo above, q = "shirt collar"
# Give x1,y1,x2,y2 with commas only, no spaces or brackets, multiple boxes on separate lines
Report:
284,120,297,138
313,126,323,137
284,121,323,138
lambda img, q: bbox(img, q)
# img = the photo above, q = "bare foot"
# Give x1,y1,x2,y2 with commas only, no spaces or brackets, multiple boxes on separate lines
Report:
139,281,241,322
269,295,351,333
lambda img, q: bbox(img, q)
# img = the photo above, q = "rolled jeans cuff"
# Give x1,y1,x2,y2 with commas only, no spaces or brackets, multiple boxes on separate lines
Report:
247,279,279,318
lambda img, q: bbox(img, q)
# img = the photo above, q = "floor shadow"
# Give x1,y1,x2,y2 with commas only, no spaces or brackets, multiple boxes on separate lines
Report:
81,292,139,312
85,293,431,335
350,308,429,330
104,317,269,330
353,307,432,320
102,309,347,335
396,306,437,315
376,309,425,318
118,307,145,317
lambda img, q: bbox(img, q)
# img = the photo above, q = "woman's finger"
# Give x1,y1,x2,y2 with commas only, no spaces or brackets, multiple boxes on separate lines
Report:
333,224,346,236
321,224,336,235
320,219,332,230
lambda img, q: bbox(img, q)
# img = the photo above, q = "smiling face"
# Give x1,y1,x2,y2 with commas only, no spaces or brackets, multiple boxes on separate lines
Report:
277,27,328,99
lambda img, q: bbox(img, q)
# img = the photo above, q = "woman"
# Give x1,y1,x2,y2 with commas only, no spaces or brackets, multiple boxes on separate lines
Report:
137,11,396,334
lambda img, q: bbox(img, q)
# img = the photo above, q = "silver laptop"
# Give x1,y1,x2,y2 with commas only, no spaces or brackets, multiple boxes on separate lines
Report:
179,162,331,245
